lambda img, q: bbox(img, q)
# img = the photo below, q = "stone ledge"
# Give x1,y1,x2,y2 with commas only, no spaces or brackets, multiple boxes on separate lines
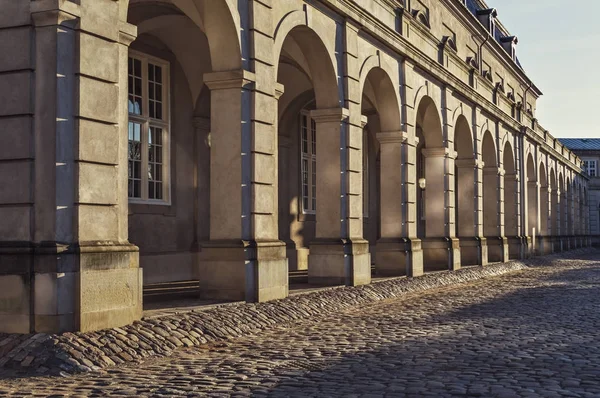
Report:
0,249,594,377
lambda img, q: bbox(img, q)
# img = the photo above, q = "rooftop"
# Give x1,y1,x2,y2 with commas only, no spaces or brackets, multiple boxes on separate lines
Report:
558,138,600,151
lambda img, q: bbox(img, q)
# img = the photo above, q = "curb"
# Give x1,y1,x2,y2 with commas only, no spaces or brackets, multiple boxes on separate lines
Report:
0,249,595,377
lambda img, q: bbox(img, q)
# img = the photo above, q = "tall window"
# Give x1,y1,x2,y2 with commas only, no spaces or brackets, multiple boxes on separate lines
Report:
300,111,316,214
584,160,597,177
128,51,170,203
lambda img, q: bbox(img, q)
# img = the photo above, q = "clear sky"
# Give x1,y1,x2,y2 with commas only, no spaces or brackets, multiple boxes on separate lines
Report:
486,0,600,138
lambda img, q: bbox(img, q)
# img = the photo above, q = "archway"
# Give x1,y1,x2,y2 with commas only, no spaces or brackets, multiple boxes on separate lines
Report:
550,169,559,252
125,0,237,288
454,116,477,265
360,66,402,276
503,141,519,259
565,176,572,249
276,24,342,285
482,131,501,262
526,154,538,254
415,97,447,271
539,164,549,254
559,173,566,250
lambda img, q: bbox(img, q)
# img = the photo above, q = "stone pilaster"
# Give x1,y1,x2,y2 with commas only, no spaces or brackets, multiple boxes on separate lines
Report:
484,166,509,263
307,108,370,286
0,1,143,334
376,131,410,276
200,69,288,302
399,59,423,277
505,173,521,259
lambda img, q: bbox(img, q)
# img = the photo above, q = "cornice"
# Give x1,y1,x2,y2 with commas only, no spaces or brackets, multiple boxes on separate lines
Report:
319,0,577,172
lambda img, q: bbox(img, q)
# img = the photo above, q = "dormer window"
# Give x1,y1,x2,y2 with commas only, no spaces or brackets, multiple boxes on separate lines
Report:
476,8,497,34
500,36,518,60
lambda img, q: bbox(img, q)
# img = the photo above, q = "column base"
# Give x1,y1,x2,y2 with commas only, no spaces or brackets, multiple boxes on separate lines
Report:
421,237,461,272
198,240,288,303
458,237,486,266
375,238,424,277
538,236,554,255
485,236,509,263
0,242,142,334
308,239,371,286
507,236,522,260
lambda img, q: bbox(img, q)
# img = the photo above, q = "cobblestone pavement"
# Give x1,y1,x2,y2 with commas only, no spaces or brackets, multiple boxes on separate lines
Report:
2,253,600,397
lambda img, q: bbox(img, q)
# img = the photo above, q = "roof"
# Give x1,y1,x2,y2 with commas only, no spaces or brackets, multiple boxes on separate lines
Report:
559,138,600,151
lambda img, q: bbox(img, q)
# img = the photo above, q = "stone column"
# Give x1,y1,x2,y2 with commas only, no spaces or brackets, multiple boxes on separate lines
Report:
527,180,540,255
505,173,520,258
474,159,489,265
419,148,457,271
456,159,480,265
0,2,143,334
376,131,408,276
200,70,288,302
192,117,211,252
562,188,570,250
484,166,509,262
308,108,371,286
551,187,560,252
400,59,423,277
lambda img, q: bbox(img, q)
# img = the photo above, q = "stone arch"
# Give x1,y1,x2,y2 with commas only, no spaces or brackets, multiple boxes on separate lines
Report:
566,176,572,237
276,26,340,109
559,172,566,238
550,168,558,239
454,115,477,264
482,131,500,261
274,12,340,109
126,0,243,71
539,162,549,240
359,65,401,273
416,96,444,148
415,96,446,270
526,153,538,240
275,18,342,278
481,130,499,233
503,141,518,257
359,66,402,132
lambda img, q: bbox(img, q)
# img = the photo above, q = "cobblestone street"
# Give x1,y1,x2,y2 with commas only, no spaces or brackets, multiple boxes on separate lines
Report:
2,253,600,397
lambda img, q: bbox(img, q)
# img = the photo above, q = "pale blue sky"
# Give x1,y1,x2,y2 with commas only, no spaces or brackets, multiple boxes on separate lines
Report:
487,0,599,138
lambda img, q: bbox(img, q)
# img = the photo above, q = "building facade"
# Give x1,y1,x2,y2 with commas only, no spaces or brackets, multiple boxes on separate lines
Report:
0,0,590,334
560,139,599,243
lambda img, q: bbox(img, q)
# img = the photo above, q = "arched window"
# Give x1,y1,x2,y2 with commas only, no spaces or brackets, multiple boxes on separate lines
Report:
127,50,171,203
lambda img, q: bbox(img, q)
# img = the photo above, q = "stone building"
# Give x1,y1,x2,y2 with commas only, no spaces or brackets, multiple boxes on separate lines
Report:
0,0,590,334
560,139,599,243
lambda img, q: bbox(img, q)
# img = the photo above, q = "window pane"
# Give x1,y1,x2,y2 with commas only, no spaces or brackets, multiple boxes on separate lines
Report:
128,122,142,199
134,161,141,179
148,182,155,200
156,183,163,200
148,64,154,82
155,65,162,84
134,59,141,77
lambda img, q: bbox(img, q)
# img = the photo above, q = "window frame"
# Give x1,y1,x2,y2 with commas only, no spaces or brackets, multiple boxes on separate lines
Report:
584,160,597,177
300,110,317,215
127,50,172,206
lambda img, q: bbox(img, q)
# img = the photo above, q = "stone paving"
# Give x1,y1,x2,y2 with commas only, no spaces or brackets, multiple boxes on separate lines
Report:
2,250,600,397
